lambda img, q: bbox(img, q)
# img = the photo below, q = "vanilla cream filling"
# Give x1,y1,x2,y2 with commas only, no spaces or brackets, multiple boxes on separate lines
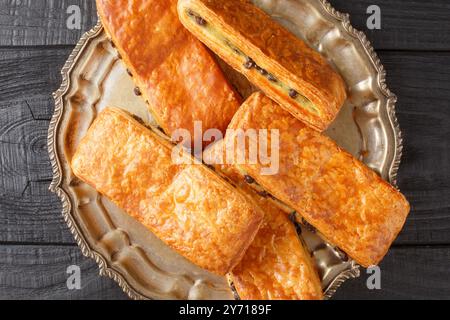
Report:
185,10,319,114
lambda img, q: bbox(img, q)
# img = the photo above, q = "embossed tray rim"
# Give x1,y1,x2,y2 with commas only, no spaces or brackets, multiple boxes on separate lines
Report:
48,0,402,300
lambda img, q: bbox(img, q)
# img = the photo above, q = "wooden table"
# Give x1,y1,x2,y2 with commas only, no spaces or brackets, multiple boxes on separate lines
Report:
0,0,449,300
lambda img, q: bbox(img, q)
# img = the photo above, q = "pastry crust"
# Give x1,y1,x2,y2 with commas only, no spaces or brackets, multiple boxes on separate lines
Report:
178,0,347,131
206,93,410,267
204,142,323,300
71,107,264,275
96,0,241,148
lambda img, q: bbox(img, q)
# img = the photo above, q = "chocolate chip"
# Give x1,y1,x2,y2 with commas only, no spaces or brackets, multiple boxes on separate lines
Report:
289,89,299,99
195,16,207,26
302,218,316,233
187,10,207,26
134,87,142,96
244,175,255,184
126,69,133,77
257,66,268,76
267,73,277,82
243,57,255,69
257,190,269,198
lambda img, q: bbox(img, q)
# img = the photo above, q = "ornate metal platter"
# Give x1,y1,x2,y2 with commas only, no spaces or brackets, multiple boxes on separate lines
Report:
48,0,402,300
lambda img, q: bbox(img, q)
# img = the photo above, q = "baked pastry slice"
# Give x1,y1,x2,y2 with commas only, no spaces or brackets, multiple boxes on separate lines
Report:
231,201,323,300
71,107,264,275
204,143,323,300
204,92,410,267
96,0,241,148
178,0,347,131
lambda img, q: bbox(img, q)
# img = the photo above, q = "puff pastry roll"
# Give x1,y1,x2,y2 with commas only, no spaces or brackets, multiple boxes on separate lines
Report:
205,92,410,267
204,143,323,300
178,0,347,131
96,0,241,147
71,107,264,275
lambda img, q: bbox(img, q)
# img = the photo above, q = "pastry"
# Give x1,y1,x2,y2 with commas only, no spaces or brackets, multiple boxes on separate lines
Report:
231,203,323,300
178,0,347,131
71,107,264,275
204,144,323,300
203,92,410,267
96,0,242,148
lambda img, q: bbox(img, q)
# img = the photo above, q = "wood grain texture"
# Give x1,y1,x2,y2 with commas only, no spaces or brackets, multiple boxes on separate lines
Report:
0,47,71,107
333,247,450,300
0,47,75,244
0,245,128,300
380,51,450,245
330,0,450,50
0,0,449,50
0,0,97,46
1,245,448,300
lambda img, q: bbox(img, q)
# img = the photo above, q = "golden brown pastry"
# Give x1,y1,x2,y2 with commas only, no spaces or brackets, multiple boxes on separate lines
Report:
204,143,323,300
204,92,410,267
96,0,241,148
71,107,264,275
178,0,347,132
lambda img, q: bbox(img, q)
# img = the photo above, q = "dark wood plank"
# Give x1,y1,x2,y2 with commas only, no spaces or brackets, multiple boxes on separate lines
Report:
1,0,450,50
380,51,450,245
0,181,69,244
0,47,75,244
333,246,450,300
0,245,128,300
1,245,448,300
0,0,97,46
0,47,71,108
330,0,450,50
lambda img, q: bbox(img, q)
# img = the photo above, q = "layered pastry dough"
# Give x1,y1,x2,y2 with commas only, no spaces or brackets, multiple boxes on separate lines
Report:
96,0,241,148
178,0,347,131
204,143,323,300
204,92,410,267
71,107,264,275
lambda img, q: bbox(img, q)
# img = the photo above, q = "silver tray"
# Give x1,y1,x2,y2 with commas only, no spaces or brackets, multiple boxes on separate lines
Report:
48,0,402,300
